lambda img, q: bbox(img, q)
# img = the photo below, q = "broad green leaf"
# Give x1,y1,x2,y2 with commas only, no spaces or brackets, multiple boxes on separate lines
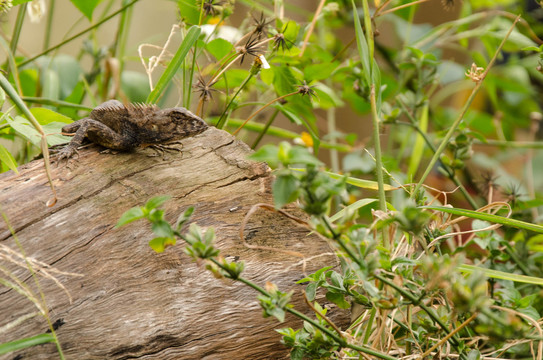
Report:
121,71,151,103
272,66,298,96
423,206,543,233
326,291,351,309
149,237,176,253
273,174,299,208
37,55,83,99
147,26,201,104
152,220,174,238
304,63,335,82
115,207,145,228
248,144,280,168
8,116,70,147
41,69,59,101
70,0,104,20
145,195,171,210
177,0,200,26
30,108,72,125
206,38,234,60
0,333,55,355
0,144,18,174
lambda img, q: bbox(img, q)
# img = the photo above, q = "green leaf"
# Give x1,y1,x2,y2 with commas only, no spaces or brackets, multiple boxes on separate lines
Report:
458,264,543,286
149,237,176,253
0,144,18,174
305,282,318,301
115,207,145,228
206,38,233,60
273,174,299,208
70,0,104,20
330,198,378,222
407,103,428,181
177,0,200,26
121,71,151,103
152,220,174,238
324,170,394,191
30,108,73,125
12,0,33,5
0,333,55,355
8,116,71,147
37,55,83,99
146,26,201,104
326,291,351,309
272,66,297,96
351,0,371,85
304,63,335,82
145,195,171,210
423,206,543,234
248,144,279,168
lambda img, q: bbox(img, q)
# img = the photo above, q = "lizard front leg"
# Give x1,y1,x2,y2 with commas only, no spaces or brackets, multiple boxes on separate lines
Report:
56,119,131,162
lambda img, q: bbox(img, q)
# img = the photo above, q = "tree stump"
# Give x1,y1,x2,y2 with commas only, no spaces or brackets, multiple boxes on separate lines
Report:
0,128,348,359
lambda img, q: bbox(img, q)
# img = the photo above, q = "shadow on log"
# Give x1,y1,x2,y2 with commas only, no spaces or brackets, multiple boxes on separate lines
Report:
0,128,349,359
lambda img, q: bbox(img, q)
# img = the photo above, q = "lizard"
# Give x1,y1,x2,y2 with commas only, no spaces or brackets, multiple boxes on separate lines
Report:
55,100,208,162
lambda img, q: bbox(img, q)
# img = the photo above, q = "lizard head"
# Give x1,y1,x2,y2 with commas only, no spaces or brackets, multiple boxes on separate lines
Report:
161,107,208,137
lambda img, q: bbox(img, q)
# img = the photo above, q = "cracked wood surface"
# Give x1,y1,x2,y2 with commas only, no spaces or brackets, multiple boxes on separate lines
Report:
0,128,348,360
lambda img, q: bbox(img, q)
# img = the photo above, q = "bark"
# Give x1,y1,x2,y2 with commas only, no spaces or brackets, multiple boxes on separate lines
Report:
0,128,348,360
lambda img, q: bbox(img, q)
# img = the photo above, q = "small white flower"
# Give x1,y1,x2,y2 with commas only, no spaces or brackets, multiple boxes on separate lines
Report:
27,0,46,24
258,55,270,69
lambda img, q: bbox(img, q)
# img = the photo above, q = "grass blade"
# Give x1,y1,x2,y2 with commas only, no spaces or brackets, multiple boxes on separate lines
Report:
423,205,543,233
0,333,56,355
146,26,201,104
458,264,543,285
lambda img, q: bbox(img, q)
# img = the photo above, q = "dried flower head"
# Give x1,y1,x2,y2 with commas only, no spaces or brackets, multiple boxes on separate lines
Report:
236,37,262,65
194,76,220,101
250,12,274,39
503,183,523,208
0,0,12,13
202,0,223,17
272,23,295,52
441,0,457,11
478,171,500,197
296,81,318,100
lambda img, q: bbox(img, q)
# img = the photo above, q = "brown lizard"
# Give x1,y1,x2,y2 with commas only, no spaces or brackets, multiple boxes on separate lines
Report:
55,100,208,161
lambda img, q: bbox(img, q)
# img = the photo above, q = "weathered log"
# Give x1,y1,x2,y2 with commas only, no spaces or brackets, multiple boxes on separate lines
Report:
0,128,348,359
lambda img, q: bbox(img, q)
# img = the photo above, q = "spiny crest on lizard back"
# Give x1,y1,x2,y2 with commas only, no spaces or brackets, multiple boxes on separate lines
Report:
126,103,160,116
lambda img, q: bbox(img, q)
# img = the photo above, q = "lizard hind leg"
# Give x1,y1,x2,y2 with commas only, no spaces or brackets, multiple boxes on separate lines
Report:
146,142,184,160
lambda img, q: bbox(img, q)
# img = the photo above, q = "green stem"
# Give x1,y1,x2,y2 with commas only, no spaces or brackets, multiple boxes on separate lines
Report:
0,74,57,205
207,258,394,359
251,108,279,149
474,139,543,149
22,97,93,111
396,100,478,209
320,215,465,354
114,0,134,74
10,3,27,56
209,117,352,151
411,15,521,200
370,86,386,214
216,72,255,129
43,0,55,51
18,0,140,67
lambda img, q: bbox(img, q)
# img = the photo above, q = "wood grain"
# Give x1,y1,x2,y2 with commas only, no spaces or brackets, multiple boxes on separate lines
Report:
0,128,348,360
